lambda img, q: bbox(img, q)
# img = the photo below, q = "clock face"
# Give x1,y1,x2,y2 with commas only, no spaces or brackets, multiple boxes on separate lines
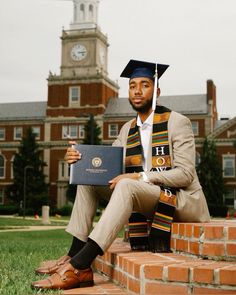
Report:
71,44,87,61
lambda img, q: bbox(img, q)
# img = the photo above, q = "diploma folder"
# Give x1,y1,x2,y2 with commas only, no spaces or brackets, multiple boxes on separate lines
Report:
69,145,124,186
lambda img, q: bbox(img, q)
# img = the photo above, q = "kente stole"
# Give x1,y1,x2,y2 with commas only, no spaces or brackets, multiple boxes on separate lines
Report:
125,105,177,251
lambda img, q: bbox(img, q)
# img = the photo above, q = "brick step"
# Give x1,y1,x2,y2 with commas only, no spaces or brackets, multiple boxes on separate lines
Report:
63,272,129,294
94,238,236,295
171,220,236,261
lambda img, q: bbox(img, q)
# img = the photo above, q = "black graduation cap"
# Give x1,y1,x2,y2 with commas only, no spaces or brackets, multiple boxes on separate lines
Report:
120,59,169,80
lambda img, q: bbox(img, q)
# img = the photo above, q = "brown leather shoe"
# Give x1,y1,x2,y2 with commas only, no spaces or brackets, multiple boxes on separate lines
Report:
31,262,94,290
35,254,71,275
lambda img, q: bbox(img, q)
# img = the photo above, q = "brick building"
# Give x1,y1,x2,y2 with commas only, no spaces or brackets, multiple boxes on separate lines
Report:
0,0,235,208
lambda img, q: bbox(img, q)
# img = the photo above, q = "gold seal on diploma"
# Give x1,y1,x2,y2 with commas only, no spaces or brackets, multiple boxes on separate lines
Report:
92,157,102,168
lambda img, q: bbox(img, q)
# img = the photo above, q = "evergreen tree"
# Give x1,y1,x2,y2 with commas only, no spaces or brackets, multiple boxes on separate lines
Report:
66,115,102,203
6,128,48,213
83,114,101,145
197,137,225,206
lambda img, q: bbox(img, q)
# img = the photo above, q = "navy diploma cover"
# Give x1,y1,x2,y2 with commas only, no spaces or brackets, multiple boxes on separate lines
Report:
69,145,124,186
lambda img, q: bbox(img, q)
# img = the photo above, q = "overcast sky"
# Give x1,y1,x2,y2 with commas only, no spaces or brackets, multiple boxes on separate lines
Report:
0,0,236,119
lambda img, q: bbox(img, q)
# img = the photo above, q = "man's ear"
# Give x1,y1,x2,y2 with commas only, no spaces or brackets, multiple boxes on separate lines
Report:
157,88,161,97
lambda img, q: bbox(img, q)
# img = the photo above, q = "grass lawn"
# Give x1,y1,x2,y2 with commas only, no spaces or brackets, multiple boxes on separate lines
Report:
0,229,70,295
0,216,124,295
0,217,68,230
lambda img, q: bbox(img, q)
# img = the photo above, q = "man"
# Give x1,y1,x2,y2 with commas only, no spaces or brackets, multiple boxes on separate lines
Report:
31,60,210,290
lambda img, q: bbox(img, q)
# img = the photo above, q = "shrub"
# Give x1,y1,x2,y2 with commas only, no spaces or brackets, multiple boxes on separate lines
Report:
54,204,73,216
208,205,228,217
0,205,18,215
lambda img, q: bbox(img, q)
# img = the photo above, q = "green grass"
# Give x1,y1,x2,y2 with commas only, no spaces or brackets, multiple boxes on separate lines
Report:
0,229,70,295
0,216,124,295
0,217,68,229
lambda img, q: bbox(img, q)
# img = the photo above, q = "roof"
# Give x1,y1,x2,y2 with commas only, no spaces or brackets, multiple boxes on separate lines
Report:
0,101,47,121
104,98,136,117
0,93,208,121
104,94,208,117
159,94,208,114
211,116,236,138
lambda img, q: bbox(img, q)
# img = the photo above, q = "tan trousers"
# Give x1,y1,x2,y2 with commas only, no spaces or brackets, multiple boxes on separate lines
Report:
66,178,161,252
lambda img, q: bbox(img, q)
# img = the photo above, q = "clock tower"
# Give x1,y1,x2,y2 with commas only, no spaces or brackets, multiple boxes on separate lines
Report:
45,0,119,207
47,0,119,118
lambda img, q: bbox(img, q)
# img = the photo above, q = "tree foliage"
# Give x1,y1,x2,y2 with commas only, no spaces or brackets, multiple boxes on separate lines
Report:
6,128,49,212
66,115,102,203
83,114,101,145
196,137,225,206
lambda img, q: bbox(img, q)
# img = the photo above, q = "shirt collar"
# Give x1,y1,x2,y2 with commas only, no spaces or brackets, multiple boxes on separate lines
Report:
137,111,154,127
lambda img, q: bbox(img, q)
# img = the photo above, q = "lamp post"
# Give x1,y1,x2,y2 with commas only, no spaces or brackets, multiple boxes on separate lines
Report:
23,165,33,219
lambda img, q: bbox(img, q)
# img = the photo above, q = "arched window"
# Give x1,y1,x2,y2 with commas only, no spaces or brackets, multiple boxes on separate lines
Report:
89,4,94,19
0,155,5,178
80,3,85,20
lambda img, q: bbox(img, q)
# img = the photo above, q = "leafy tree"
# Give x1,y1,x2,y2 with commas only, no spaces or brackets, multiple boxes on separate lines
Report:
233,139,236,149
66,184,77,203
66,115,102,202
6,128,48,213
83,114,101,145
196,137,225,206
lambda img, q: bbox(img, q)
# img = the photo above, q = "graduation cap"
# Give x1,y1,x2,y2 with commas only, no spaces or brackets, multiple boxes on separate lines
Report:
120,59,169,110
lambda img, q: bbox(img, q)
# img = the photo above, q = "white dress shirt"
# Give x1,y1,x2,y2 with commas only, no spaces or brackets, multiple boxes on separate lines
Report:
137,111,154,172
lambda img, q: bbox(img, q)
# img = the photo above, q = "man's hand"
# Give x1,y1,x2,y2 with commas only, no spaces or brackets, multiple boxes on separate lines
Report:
109,173,140,190
64,141,81,164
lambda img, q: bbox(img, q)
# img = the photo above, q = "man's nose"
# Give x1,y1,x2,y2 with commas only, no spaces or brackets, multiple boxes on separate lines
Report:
134,85,142,94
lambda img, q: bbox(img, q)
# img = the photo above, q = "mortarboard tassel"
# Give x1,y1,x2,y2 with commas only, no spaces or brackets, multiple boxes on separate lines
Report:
152,63,158,111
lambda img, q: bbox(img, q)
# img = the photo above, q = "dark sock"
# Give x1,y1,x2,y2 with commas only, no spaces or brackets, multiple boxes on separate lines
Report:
70,238,103,270
67,236,86,257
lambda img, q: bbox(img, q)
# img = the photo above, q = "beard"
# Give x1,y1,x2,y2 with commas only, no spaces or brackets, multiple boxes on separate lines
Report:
129,98,153,113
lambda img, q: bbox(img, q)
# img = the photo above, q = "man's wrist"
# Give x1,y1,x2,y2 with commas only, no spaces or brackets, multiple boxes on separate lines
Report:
138,172,149,182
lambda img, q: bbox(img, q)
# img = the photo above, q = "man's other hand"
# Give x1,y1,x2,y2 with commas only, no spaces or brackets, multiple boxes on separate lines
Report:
109,173,140,190
64,141,81,164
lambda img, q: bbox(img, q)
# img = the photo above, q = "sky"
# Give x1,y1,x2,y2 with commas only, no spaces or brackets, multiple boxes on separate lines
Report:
0,0,236,119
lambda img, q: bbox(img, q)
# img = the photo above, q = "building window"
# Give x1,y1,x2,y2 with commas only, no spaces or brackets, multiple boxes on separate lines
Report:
69,86,80,104
0,189,4,205
89,4,94,18
108,124,118,138
191,121,199,136
195,151,201,167
0,128,5,140
14,127,23,140
58,160,70,180
62,125,78,139
223,155,235,177
79,125,85,139
32,127,40,139
0,155,5,178
223,189,236,207
10,156,15,179
80,3,85,20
